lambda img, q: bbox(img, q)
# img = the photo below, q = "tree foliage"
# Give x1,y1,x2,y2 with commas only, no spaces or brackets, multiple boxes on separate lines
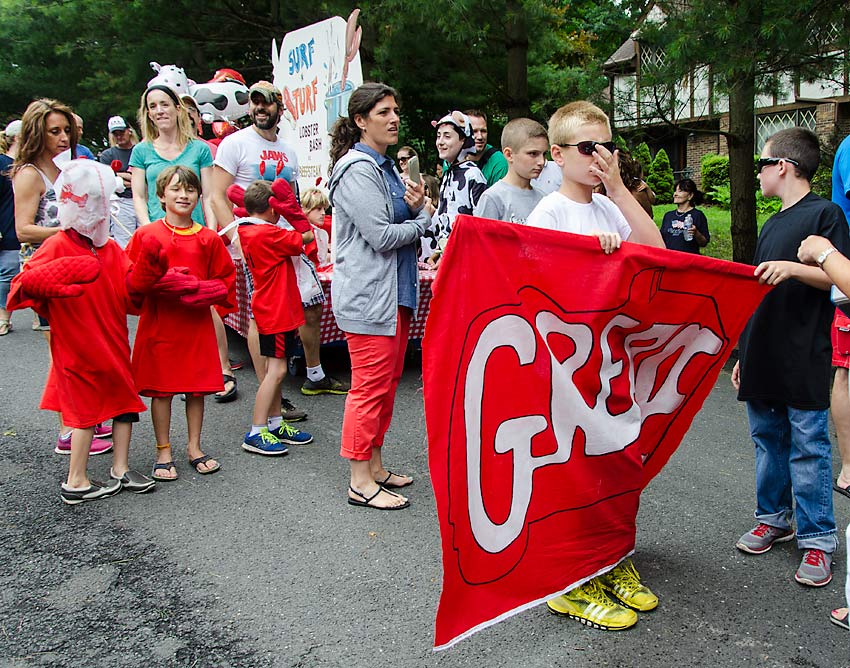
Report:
637,1,850,262
647,148,673,203
632,141,652,175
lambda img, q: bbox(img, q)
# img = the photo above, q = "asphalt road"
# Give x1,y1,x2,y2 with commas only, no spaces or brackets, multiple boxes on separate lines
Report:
1,309,848,668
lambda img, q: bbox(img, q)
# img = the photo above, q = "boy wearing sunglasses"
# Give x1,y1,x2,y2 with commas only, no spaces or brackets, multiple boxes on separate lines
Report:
526,101,663,253
732,127,850,588
526,101,664,631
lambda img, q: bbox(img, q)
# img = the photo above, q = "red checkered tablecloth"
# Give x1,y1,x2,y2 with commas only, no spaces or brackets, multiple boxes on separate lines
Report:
224,260,436,344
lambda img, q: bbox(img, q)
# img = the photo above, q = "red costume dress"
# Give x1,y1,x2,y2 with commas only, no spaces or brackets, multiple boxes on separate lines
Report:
126,220,236,396
237,220,305,334
7,231,146,428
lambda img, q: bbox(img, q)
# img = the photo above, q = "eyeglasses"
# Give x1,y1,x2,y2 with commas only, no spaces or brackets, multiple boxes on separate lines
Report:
397,156,411,163
557,141,617,156
756,157,799,173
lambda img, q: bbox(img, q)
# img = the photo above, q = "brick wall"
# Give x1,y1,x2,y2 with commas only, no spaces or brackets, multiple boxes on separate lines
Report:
686,131,722,188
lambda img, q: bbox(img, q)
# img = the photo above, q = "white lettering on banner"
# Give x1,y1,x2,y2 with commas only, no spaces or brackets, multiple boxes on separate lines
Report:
464,310,723,554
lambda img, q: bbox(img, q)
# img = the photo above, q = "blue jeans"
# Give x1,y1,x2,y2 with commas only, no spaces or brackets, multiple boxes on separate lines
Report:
747,400,837,552
0,249,20,309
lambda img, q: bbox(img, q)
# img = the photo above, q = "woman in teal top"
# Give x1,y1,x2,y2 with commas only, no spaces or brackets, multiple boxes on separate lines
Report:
130,85,216,228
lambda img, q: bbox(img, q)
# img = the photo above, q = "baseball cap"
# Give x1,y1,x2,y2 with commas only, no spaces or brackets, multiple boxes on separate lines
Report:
107,116,128,132
4,119,22,137
248,81,282,104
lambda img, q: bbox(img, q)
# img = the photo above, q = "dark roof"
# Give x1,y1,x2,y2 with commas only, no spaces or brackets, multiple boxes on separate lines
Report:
604,38,637,69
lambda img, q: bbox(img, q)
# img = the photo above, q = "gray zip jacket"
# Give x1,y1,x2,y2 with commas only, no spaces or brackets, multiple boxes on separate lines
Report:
328,149,430,335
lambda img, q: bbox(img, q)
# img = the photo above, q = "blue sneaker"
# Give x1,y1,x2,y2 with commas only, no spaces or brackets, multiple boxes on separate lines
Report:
269,422,314,445
241,427,289,456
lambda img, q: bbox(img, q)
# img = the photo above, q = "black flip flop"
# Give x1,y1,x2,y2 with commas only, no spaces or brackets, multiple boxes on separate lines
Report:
152,461,178,482
190,454,221,474
830,608,849,630
833,480,850,500
348,486,409,510
376,470,413,489
213,374,238,403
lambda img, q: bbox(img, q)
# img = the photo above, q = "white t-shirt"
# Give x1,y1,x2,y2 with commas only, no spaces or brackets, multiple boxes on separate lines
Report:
214,126,299,190
530,160,563,195
526,191,632,240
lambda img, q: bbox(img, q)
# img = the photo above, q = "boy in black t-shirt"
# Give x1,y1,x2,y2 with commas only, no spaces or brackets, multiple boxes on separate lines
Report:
731,128,849,587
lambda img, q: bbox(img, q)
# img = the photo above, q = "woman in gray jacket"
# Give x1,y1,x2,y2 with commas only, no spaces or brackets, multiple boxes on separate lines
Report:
328,83,430,510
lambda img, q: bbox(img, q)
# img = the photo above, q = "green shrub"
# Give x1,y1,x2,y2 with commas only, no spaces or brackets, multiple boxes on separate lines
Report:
709,184,731,209
811,164,833,199
632,142,652,175
756,191,782,216
647,148,674,203
701,154,729,203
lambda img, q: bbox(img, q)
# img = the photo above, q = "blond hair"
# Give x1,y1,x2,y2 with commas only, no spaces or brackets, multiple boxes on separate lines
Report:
547,101,610,146
501,118,548,151
108,127,139,148
137,86,196,147
301,187,329,213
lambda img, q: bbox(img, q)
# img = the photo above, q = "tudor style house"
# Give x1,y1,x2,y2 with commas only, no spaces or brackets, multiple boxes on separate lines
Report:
603,4,850,186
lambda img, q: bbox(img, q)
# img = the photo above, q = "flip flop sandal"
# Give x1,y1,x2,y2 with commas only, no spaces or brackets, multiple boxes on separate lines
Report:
348,485,410,510
152,461,178,481
0,320,11,336
829,608,849,630
376,470,413,489
213,374,238,403
833,480,850,500
190,454,221,474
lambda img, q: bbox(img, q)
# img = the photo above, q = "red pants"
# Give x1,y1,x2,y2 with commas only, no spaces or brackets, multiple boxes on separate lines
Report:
340,308,411,461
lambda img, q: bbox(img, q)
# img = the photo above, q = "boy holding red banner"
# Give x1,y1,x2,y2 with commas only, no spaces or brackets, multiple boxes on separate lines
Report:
526,101,664,631
732,128,850,588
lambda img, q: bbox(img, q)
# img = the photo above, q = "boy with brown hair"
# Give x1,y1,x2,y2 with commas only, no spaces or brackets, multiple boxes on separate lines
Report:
527,101,664,631
474,118,549,225
237,180,315,456
732,127,850,588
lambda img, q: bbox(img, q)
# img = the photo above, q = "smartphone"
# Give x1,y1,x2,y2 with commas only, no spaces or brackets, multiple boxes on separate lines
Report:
408,155,421,184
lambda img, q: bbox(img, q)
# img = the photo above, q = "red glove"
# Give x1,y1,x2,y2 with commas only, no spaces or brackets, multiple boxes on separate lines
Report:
152,266,199,297
269,179,311,233
20,255,100,299
126,236,168,295
179,279,228,307
110,160,123,173
226,184,249,218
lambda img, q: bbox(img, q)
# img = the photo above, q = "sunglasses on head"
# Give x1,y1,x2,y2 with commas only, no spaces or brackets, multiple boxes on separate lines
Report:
558,140,617,156
756,157,800,173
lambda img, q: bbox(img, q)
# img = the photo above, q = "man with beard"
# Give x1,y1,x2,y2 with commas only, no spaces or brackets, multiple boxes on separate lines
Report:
212,82,349,420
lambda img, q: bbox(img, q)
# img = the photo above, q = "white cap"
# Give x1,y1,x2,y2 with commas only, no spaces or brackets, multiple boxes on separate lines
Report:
107,116,128,132
4,119,22,137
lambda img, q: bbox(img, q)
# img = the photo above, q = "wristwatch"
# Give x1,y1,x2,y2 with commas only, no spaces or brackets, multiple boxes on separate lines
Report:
816,246,837,267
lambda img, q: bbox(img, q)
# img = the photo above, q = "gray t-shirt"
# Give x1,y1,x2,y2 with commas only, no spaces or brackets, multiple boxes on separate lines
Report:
474,180,545,225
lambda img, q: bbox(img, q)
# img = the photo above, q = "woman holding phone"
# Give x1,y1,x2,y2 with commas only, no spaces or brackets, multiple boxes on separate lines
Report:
327,83,430,510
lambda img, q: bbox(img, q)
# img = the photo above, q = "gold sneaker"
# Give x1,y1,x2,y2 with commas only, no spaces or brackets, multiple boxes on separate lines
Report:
597,559,658,611
547,578,638,630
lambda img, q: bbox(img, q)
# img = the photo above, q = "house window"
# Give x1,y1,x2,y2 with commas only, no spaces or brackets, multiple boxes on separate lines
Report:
756,108,817,151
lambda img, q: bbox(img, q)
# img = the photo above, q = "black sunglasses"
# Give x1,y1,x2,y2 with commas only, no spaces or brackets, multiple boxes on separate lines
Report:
756,157,799,173
397,156,411,162
557,140,617,156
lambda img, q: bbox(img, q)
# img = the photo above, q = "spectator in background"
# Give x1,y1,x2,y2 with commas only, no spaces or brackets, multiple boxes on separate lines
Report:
396,146,417,180
463,109,508,187
660,178,709,254
0,121,21,335
422,174,439,211
3,120,22,160
72,114,96,160
618,153,655,219
98,116,138,248
182,94,218,159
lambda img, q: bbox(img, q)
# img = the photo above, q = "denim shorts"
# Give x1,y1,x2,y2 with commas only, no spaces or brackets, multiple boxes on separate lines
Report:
0,249,21,309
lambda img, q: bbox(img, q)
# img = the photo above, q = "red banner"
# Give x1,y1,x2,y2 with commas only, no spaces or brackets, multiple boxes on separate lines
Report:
423,215,770,649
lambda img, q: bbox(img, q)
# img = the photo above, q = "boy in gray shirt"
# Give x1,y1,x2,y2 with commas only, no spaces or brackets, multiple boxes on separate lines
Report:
474,118,549,224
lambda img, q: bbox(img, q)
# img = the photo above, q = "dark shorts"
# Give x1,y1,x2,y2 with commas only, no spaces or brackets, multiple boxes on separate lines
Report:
113,412,140,423
259,330,297,359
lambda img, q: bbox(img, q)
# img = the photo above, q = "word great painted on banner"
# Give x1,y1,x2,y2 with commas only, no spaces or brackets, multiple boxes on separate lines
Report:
464,309,723,554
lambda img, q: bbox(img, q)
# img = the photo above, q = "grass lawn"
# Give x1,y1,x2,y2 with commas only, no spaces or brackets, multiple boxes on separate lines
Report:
653,204,771,262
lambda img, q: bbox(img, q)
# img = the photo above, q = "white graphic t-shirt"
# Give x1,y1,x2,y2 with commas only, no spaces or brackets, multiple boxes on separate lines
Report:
214,126,299,189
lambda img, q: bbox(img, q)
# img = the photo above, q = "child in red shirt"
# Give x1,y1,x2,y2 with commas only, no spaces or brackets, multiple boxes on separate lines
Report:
237,180,314,455
126,165,236,480
8,160,160,503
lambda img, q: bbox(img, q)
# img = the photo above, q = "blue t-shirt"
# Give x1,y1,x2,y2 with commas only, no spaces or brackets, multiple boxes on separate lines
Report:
0,154,18,250
76,144,96,160
129,140,213,225
353,142,417,311
833,134,850,225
